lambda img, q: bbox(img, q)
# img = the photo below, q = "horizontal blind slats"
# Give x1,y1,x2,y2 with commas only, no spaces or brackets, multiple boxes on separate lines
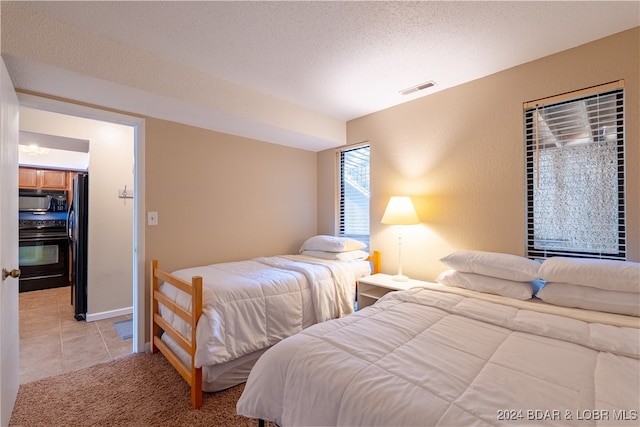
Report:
336,145,370,246
524,85,625,261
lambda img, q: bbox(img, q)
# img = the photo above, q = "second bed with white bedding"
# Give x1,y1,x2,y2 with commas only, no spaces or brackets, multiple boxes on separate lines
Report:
237,284,640,426
158,254,372,368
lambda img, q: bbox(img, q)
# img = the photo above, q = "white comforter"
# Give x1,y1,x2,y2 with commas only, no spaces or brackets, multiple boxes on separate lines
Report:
159,255,370,367
237,286,640,426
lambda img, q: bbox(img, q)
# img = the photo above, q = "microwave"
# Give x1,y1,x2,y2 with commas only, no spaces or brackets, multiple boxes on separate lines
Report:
19,189,68,212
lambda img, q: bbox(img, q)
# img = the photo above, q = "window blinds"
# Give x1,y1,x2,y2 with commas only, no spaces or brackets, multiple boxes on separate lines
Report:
337,144,370,247
524,81,625,260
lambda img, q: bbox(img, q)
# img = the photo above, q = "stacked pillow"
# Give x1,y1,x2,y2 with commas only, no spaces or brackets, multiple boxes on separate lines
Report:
299,235,369,261
437,250,543,300
536,257,640,317
436,249,640,317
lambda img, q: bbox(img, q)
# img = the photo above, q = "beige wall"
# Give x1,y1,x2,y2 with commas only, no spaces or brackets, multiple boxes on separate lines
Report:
86,122,134,318
319,27,640,281
144,118,318,274
143,119,318,339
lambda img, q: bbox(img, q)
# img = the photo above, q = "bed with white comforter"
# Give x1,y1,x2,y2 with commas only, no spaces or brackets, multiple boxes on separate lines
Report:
151,235,378,408
237,280,640,426
158,254,371,382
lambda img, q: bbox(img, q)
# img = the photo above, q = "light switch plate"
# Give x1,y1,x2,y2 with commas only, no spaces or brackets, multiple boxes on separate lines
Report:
147,211,158,226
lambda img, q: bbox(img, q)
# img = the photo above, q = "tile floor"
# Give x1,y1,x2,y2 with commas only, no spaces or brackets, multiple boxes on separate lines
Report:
19,286,133,384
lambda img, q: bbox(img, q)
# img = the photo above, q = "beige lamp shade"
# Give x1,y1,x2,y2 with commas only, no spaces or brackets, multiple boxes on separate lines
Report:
381,196,419,225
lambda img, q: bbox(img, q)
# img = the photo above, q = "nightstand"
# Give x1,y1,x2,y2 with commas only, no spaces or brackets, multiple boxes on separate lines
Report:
357,273,426,310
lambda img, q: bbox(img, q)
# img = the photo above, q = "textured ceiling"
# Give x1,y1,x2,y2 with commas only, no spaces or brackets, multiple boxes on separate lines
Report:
2,1,639,151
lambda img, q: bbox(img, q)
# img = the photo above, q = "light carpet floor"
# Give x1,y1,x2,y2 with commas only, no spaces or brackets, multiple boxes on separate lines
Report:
10,352,271,427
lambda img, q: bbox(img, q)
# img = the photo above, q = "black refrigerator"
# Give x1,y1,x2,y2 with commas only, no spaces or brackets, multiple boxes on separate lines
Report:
68,173,88,321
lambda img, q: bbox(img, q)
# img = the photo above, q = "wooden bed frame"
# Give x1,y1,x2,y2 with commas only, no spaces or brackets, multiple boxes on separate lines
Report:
151,251,381,409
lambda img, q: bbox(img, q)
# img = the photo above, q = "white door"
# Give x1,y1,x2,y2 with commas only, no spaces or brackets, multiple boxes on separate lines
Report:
0,58,20,426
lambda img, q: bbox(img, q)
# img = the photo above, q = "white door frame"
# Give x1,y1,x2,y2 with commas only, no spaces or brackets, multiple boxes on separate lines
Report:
17,93,146,353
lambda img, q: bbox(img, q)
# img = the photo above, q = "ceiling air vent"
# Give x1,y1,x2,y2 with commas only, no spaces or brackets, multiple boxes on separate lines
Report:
399,80,436,96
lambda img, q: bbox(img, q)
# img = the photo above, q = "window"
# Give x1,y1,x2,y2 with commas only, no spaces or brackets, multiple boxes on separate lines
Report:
337,144,370,248
524,81,625,260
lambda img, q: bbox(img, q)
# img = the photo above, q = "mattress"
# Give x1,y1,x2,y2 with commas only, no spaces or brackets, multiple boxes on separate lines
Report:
237,286,640,426
158,254,371,367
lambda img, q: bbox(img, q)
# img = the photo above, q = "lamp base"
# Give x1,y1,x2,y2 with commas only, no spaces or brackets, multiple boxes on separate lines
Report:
391,274,409,282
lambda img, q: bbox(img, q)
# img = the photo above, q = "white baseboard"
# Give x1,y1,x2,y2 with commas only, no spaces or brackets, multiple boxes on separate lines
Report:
85,306,133,322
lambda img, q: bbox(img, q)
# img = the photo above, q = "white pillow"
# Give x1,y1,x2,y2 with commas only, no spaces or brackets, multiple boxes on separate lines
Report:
440,250,540,282
301,250,369,261
538,257,640,293
436,270,538,300
299,235,366,253
537,282,640,317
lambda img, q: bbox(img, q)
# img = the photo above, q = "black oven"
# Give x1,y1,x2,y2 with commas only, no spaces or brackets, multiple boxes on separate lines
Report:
18,212,69,292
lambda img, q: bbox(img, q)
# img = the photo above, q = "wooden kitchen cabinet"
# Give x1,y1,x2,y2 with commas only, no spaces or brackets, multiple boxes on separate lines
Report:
18,168,38,188
40,169,68,189
19,167,69,190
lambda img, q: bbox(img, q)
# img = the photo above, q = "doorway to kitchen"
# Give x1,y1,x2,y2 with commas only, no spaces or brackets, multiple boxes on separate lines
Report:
16,94,145,382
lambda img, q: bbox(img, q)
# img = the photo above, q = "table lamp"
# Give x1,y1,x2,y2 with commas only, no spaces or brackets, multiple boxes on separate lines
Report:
381,196,419,281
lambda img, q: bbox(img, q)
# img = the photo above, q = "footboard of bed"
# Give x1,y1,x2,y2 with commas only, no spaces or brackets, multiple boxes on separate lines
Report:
151,260,203,409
